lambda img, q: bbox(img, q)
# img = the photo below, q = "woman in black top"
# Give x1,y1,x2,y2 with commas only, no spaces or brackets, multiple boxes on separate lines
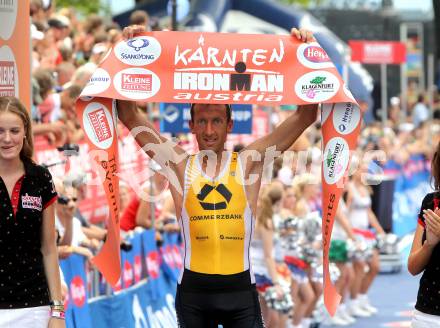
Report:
408,140,440,327
0,97,65,327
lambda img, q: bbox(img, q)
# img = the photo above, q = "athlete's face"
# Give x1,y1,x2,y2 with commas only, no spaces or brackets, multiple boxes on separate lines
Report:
189,104,233,154
0,111,25,162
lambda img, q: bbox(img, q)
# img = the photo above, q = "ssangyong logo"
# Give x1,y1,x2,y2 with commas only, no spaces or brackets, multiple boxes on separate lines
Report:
127,38,149,51
87,108,112,142
295,71,340,103
121,73,152,92
70,276,86,307
146,251,160,279
323,137,350,185
0,61,15,96
297,42,333,69
114,36,162,66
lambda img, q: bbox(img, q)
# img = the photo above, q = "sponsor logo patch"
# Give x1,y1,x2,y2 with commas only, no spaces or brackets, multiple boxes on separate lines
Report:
21,193,42,211
113,68,161,100
82,102,114,150
114,36,162,66
295,71,340,103
323,137,350,185
297,42,334,69
82,68,111,95
332,102,361,135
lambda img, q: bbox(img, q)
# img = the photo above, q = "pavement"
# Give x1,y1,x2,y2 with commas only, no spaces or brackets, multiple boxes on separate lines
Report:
322,236,419,328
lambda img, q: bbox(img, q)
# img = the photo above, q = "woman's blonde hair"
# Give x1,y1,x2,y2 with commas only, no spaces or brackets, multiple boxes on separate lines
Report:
258,184,283,229
0,97,34,160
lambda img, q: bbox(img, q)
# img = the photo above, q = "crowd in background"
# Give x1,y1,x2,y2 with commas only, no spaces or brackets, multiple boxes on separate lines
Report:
27,0,440,327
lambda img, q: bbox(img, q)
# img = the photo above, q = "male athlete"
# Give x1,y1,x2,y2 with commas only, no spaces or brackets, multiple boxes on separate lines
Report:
118,26,317,328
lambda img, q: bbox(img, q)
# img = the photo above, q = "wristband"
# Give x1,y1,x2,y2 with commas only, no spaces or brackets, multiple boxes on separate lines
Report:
51,310,66,319
51,305,65,311
50,300,64,306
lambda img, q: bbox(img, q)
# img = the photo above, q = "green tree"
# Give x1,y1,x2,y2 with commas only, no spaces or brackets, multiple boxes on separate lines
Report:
56,0,107,15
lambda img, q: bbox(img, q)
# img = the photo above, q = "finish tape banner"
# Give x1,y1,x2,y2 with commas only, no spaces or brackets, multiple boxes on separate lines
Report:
76,31,362,315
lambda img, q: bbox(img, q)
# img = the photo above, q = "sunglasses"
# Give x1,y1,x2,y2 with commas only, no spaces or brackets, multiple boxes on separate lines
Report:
57,194,78,205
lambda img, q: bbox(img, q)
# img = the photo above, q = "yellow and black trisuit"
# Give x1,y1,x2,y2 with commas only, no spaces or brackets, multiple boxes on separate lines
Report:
175,152,264,328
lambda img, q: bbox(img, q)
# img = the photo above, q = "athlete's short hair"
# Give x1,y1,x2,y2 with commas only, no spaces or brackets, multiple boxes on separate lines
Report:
190,103,232,122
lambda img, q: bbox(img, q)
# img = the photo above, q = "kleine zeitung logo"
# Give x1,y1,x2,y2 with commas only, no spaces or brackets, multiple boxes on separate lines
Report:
82,102,114,150
113,67,161,100
323,137,350,185
332,102,361,135
297,42,334,69
114,36,162,66
121,73,152,92
0,46,18,97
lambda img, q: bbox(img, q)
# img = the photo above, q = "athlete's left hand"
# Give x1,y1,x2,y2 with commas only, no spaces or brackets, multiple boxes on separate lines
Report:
48,318,66,328
291,28,315,43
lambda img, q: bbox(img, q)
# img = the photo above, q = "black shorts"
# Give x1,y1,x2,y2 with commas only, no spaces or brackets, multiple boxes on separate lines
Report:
175,269,265,328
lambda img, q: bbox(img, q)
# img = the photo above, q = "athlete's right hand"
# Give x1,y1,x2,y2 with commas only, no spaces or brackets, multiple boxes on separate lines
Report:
122,25,147,40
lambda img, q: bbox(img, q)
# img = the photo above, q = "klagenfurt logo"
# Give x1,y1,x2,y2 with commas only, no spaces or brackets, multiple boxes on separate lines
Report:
323,137,350,185
113,67,161,100
81,68,111,95
295,71,340,103
82,102,114,150
114,36,161,66
70,276,86,307
172,34,285,103
0,0,18,40
296,42,333,69
0,46,18,97
332,102,361,135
